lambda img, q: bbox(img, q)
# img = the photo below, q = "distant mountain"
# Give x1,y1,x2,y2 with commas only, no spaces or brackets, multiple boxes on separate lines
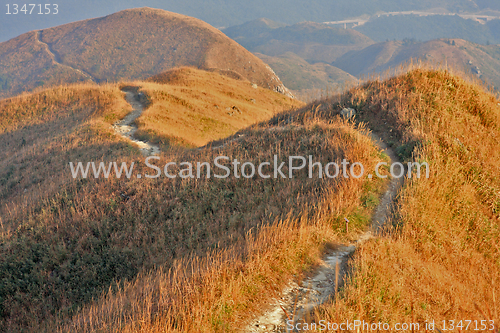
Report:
225,20,373,47
334,38,500,88
222,18,287,49
222,20,370,98
256,52,357,100
224,20,374,64
0,8,291,99
0,0,487,43
355,14,500,45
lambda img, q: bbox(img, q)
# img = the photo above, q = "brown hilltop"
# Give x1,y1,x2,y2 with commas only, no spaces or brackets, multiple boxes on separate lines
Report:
0,7,292,99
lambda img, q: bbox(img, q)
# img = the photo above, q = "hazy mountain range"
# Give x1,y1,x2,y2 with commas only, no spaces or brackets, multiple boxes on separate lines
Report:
354,14,500,44
223,18,500,97
2,0,500,42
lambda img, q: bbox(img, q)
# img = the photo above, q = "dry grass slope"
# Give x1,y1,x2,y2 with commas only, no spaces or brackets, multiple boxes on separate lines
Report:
54,118,386,333
302,68,500,330
3,66,497,333
0,83,136,229
138,67,303,147
0,68,336,332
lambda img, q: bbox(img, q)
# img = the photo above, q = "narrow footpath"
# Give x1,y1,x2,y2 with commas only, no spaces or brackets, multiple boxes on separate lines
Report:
247,133,404,333
36,30,98,83
112,90,160,156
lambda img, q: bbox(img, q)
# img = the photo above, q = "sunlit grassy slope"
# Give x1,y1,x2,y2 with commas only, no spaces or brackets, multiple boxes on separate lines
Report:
305,68,500,328
136,67,303,147
60,67,500,332
0,84,136,227
0,68,299,228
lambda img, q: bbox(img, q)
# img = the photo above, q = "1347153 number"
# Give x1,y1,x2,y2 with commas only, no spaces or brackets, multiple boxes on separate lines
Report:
6,4,58,15
441,320,496,331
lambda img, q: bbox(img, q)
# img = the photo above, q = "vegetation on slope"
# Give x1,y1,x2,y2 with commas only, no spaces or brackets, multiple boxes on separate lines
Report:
0,68,330,331
139,67,302,148
3,61,498,333
301,68,500,329
59,67,500,332
0,107,387,331
52,117,388,333
0,84,136,227
0,31,92,98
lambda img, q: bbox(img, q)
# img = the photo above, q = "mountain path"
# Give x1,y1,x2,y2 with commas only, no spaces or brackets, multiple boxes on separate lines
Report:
112,90,160,156
246,132,404,333
36,30,98,83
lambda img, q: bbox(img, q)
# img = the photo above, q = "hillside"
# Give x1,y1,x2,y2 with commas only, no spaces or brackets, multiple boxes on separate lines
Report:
305,68,500,331
256,52,357,100
0,8,292,99
0,73,376,331
334,38,500,89
19,68,496,333
138,67,303,147
0,67,299,227
1,34,500,330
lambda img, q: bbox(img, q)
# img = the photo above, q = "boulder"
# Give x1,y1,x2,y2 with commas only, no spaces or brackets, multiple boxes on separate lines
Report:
340,107,356,119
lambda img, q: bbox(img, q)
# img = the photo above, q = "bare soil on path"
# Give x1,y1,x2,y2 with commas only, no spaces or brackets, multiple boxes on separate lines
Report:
247,132,404,333
112,90,160,156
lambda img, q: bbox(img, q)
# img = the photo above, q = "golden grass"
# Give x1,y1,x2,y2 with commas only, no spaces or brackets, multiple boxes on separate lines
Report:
0,31,93,99
131,67,303,147
51,119,385,333
4,64,497,333
0,83,137,232
302,68,500,329
0,67,299,231
0,68,383,332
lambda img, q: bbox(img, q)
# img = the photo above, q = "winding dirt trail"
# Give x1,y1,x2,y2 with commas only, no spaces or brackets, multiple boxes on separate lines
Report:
36,30,98,83
247,132,404,333
112,90,160,156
